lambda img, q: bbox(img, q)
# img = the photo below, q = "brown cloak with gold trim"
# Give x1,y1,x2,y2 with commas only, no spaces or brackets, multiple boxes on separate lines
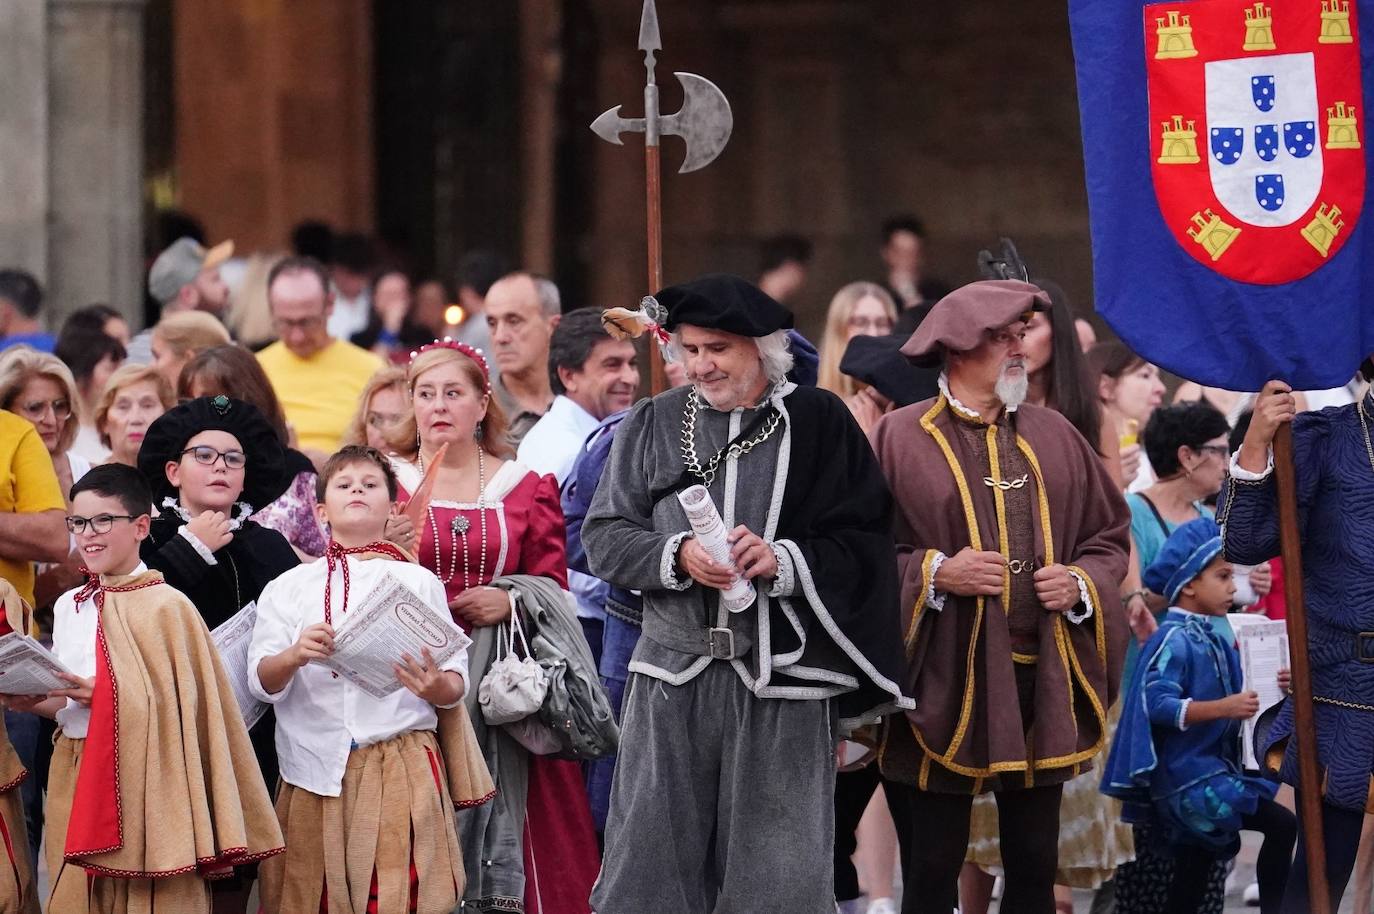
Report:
871,396,1130,794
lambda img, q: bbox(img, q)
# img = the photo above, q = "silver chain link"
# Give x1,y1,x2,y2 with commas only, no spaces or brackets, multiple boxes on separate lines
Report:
680,391,781,488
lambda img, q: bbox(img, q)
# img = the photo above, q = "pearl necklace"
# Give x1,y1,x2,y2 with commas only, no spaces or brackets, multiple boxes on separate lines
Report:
420,448,488,589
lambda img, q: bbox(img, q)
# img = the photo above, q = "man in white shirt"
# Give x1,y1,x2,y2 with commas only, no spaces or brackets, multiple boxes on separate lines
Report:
517,307,639,485
517,307,639,660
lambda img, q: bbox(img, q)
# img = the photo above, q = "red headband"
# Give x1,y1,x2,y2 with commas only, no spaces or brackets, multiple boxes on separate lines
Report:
409,338,492,393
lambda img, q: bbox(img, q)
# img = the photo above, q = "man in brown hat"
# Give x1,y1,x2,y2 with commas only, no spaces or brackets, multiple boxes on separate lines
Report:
869,279,1130,914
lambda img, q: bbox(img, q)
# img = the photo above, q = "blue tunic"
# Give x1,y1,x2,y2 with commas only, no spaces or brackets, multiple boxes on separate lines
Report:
1101,609,1276,854
1218,399,1374,811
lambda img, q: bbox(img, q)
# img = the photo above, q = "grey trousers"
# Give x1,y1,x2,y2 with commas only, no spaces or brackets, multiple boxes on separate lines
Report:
591,663,837,914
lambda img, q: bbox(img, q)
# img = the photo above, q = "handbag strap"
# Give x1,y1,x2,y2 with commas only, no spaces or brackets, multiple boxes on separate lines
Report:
508,596,533,659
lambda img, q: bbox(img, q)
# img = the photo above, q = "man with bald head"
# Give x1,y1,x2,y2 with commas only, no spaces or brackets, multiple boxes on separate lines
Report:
257,256,383,462
485,271,561,447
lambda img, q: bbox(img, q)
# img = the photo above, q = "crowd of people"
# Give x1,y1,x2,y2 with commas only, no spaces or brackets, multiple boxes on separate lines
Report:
0,213,1367,914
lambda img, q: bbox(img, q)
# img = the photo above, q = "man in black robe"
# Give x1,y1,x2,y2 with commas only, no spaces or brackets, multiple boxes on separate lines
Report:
583,274,910,914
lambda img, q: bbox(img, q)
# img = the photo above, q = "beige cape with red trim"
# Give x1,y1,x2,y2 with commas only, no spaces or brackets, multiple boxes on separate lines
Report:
60,570,284,879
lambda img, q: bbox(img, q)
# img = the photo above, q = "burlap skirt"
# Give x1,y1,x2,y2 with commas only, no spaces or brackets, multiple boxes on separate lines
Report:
259,728,466,914
46,735,211,914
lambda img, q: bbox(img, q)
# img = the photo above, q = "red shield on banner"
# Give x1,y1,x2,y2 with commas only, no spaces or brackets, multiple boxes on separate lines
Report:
1145,0,1365,283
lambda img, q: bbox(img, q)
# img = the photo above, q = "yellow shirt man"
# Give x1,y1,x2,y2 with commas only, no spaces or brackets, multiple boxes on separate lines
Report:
0,410,65,605
257,339,383,455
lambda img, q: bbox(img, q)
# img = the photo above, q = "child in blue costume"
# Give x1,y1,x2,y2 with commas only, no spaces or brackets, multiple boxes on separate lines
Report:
1102,518,1295,914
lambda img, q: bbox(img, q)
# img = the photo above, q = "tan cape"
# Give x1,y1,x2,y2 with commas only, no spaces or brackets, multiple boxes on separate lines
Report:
0,581,39,914
46,569,284,913
257,546,494,914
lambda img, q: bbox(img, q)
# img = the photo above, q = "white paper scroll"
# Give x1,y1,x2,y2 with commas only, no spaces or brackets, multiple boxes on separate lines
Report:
211,602,269,730
0,633,75,695
1230,614,1290,770
677,484,756,613
320,573,470,699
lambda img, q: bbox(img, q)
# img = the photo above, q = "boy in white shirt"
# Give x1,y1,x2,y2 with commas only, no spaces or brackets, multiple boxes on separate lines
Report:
251,445,487,914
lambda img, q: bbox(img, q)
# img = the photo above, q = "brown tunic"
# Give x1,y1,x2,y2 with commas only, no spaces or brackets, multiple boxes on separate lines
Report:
871,395,1130,794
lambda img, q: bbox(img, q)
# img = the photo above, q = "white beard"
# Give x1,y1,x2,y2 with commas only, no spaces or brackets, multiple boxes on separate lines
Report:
995,365,1029,410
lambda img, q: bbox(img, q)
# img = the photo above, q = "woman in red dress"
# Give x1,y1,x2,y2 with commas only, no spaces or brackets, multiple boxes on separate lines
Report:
389,340,599,914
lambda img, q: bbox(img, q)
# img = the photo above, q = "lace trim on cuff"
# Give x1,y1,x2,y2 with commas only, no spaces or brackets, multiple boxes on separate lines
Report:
1177,697,1192,732
1065,570,1094,625
927,551,948,612
177,526,219,566
660,532,693,592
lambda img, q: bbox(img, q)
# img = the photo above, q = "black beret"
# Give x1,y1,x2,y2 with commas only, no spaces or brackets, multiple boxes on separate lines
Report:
138,395,289,513
840,333,929,408
657,273,794,337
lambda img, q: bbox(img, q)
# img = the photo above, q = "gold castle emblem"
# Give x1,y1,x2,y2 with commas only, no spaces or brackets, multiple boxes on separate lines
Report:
1301,203,1345,256
1158,116,1201,163
1155,11,1198,59
1243,2,1277,51
1320,0,1354,43
1187,209,1241,261
1326,101,1361,149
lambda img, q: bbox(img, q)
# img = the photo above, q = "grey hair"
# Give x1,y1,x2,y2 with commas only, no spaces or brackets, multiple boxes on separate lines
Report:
664,328,793,384
532,277,561,317
755,329,794,383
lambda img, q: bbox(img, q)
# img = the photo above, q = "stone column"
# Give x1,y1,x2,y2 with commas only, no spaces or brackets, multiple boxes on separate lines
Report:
0,0,50,283
47,0,147,323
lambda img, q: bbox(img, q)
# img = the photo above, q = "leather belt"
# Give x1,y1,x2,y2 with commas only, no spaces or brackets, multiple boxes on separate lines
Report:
647,625,751,660
1308,631,1374,667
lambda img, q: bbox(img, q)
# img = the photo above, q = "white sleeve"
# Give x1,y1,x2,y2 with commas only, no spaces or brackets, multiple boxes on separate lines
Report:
247,575,302,704
1229,448,1274,482
177,525,219,565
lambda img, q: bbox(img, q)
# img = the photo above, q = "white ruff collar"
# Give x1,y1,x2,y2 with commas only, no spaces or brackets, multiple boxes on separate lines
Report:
938,373,1018,420
162,497,253,531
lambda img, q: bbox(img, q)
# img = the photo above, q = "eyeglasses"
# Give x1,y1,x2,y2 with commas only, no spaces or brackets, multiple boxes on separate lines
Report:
181,445,247,469
1196,444,1230,458
847,316,893,334
366,411,402,430
16,398,71,422
65,514,140,535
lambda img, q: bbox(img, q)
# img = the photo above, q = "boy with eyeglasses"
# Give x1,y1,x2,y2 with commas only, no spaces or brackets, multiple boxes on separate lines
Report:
135,395,300,914
1,463,282,912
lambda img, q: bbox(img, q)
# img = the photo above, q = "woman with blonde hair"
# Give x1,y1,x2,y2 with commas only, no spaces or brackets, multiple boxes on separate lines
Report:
92,364,175,468
149,310,231,389
387,341,601,914
343,364,409,451
0,346,88,501
816,282,898,396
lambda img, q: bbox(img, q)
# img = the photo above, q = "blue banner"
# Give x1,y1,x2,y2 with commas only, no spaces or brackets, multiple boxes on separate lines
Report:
1071,0,1374,389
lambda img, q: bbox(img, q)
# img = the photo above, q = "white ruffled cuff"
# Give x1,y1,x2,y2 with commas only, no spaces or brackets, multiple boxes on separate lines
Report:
177,526,219,565
660,532,693,592
1229,448,1274,482
926,551,949,612
1177,697,1192,731
1065,570,1094,625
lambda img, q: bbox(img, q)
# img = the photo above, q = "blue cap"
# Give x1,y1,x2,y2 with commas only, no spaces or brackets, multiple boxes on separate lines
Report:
1143,517,1225,604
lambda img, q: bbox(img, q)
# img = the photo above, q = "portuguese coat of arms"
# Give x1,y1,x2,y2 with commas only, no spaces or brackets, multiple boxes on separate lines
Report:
1146,0,1365,282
